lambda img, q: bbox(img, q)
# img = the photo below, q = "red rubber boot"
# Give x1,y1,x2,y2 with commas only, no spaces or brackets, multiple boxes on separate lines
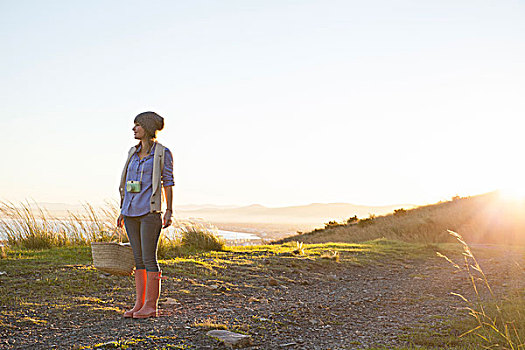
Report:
123,269,146,318
133,271,162,318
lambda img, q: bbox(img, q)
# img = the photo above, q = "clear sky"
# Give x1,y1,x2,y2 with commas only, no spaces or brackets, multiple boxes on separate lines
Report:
1,0,524,207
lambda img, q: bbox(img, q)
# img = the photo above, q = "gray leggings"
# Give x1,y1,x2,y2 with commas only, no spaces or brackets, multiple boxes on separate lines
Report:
123,212,162,272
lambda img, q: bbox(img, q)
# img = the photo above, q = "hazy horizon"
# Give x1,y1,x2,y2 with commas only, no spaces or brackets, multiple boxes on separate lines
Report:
10,198,419,237
18,199,417,210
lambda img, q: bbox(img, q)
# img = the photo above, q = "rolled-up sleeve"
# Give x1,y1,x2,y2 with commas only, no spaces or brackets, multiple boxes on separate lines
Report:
162,148,174,187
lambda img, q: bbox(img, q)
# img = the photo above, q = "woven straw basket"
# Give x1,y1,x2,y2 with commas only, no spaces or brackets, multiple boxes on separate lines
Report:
91,242,135,276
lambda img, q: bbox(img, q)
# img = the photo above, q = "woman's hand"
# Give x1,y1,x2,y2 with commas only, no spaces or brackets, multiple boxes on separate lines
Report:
117,214,124,228
163,186,173,229
163,210,172,228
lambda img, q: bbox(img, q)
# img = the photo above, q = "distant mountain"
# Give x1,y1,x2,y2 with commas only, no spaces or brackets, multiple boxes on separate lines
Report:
21,202,241,217
175,202,414,225
174,204,241,211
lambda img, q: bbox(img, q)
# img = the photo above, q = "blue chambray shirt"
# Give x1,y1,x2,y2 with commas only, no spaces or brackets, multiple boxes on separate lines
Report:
121,143,174,217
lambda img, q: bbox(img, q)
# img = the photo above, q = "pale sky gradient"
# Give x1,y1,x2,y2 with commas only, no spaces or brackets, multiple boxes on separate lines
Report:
1,0,524,207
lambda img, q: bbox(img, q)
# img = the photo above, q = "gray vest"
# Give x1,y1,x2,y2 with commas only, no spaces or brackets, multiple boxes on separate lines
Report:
119,142,166,213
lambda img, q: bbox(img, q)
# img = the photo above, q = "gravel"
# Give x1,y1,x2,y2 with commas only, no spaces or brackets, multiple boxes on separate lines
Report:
1,245,523,349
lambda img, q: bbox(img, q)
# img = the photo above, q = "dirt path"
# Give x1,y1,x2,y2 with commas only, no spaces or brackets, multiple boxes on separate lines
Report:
2,245,524,349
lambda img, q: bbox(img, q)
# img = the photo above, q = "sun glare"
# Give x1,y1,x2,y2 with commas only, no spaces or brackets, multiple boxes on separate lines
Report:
498,184,525,202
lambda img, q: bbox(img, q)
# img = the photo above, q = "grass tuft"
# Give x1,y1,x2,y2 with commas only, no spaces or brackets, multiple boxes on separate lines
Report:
193,318,228,330
180,224,225,252
0,200,119,249
292,241,305,255
437,230,525,349
320,250,340,262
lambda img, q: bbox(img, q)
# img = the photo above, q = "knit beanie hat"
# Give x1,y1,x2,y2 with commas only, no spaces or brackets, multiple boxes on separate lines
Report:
134,111,164,138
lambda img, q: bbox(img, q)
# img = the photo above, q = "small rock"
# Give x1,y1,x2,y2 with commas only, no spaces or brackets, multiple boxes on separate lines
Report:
207,330,252,348
0,271,6,276
327,274,338,281
280,342,297,347
217,308,233,312
163,297,179,306
268,278,279,286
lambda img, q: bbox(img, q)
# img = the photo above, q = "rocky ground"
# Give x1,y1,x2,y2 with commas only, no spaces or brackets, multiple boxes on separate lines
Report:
0,242,523,349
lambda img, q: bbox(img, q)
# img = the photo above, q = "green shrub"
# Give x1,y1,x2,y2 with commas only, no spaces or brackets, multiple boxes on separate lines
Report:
358,214,376,227
180,224,225,251
346,215,358,224
13,230,68,250
393,208,406,216
324,220,343,229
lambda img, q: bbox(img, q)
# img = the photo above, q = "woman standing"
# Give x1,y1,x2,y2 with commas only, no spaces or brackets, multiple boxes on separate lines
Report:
117,111,174,319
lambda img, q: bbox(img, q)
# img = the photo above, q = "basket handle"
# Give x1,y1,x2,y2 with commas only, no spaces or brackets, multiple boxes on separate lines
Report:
115,226,124,243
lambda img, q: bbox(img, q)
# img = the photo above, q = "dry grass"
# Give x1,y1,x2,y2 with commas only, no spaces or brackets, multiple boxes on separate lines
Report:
0,201,225,254
437,230,525,349
279,193,525,245
0,200,120,249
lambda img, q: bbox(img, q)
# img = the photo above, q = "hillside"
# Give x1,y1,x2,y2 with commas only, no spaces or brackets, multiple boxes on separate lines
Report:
276,192,525,245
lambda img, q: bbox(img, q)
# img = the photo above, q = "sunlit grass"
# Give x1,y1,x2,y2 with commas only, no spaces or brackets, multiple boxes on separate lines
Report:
435,230,525,349
281,193,525,246
0,200,120,249
0,201,226,257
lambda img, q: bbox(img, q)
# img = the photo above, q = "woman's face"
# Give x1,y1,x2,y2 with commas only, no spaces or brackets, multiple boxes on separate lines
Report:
133,123,146,140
